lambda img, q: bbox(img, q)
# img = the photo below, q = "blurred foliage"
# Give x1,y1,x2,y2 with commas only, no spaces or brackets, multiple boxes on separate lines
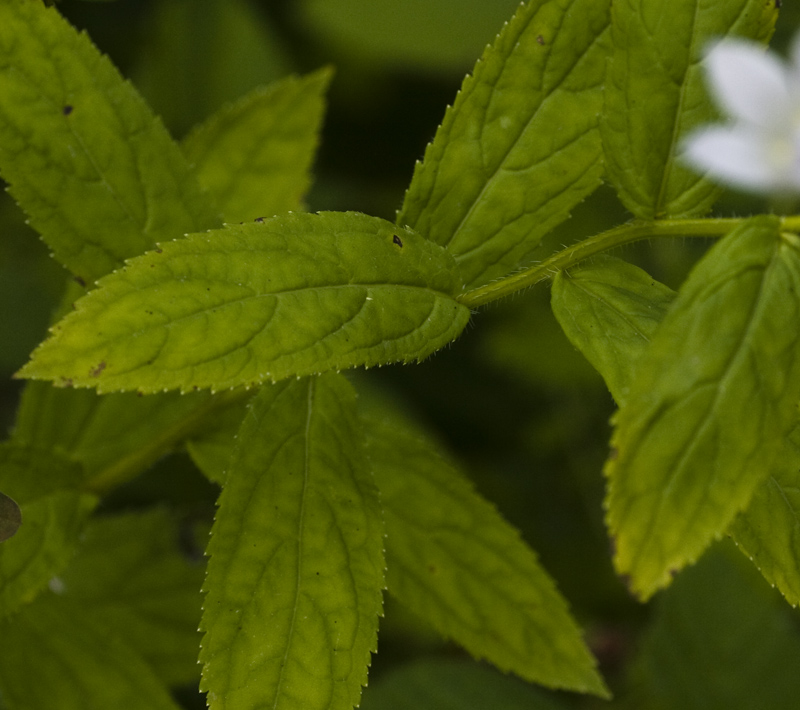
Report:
3,1,800,708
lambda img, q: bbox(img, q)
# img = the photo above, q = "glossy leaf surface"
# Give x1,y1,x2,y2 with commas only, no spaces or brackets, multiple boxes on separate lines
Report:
602,0,777,219
200,374,385,710
19,212,470,393
606,216,800,599
398,0,611,288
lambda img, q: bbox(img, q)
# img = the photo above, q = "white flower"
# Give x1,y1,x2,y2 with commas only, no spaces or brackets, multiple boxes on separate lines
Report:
682,34,800,193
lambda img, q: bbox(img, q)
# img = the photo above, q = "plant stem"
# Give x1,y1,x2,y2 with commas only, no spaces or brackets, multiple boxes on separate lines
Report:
457,217,745,309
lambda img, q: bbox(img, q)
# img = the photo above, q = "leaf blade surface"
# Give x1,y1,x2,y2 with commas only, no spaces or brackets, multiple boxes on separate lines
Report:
729,425,800,607
183,68,332,222
0,0,220,283
0,593,182,710
551,255,676,405
606,216,800,599
60,508,206,687
200,374,385,710
19,211,470,393
362,403,608,697
601,0,777,219
0,443,96,618
398,0,611,288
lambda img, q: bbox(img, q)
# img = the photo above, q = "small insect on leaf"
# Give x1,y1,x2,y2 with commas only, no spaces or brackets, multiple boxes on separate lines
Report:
0,492,22,542
392,234,403,248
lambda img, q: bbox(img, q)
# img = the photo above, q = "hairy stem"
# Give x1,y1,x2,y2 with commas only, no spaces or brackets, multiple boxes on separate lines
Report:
457,217,751,309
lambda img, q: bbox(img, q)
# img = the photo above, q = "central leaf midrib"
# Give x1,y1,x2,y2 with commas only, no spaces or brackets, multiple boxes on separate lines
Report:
272,378,315,710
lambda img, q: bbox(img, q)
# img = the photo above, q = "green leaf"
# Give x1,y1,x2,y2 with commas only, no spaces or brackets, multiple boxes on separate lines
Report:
551,252,800,605
606,216,800,600
12,379,249,492
200,374,385,710
397,0,611,289
19,212,470,393
361,402,608,697
59,508,205,687
626,544,800,710
360,659,569,710
601,0,777,219
729,424,800,608
0,593,182,710
551,255,676,405
182,68,332,222
0,0,220,283
0,443,97,618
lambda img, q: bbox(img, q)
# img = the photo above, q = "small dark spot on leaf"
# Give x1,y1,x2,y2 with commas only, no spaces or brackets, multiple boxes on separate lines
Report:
90,361,106,377
0,492,22,542
155,248,163,254
74,275,86,288
392,234,403,248
536,35,545,45
62,104,73,116
254,216,265,223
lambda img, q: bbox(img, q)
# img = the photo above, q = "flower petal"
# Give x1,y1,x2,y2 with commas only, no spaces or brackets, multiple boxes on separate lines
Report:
682,125,786,192
704,39,791,129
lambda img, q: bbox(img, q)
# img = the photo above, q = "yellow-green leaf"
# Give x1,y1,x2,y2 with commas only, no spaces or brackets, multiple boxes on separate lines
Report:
398,0,611,288
552,255,676,405
182,68,332,222
730,424,800,607
200,374,385,710
601,0,777,219
0,0,220,283
606,216,800,599
362,402,608,697
18,212,470,393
